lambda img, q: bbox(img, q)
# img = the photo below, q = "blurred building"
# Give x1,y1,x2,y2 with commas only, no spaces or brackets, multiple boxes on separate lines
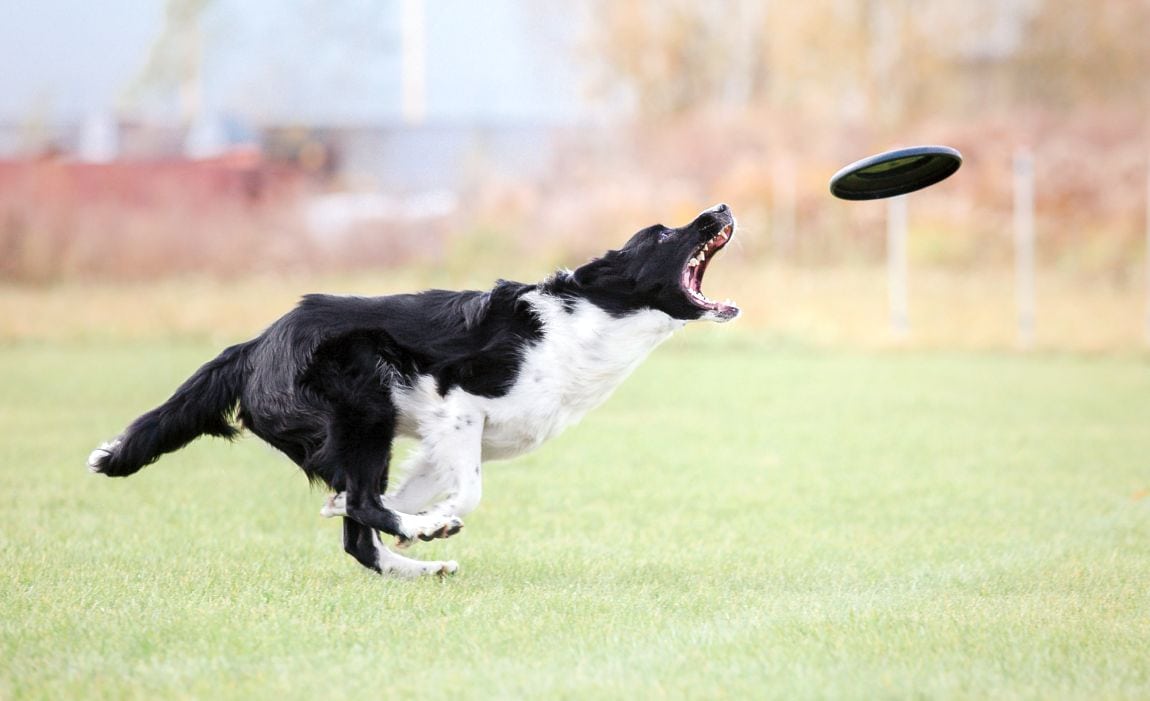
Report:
0,0,591,194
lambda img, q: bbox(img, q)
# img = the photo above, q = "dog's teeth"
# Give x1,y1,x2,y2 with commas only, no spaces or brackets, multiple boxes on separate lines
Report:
688,258,698,268
698,252,706,262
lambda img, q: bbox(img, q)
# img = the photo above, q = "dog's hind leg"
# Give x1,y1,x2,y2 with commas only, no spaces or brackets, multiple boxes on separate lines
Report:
328,424,462,548
342,518,457,578
326,410,462,547
321,451,446,519
306,336,461,563
342,488,463,545
323,489,463,544
323,405,483,548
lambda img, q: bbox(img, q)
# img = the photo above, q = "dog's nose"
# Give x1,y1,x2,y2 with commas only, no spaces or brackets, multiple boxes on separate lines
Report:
693,203,733,227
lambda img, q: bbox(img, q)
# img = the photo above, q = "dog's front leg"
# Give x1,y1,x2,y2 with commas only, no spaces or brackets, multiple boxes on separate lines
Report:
385,449,451,515
392,409,485,547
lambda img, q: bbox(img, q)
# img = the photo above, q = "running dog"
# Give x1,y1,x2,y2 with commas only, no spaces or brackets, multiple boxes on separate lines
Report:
88,204,739,577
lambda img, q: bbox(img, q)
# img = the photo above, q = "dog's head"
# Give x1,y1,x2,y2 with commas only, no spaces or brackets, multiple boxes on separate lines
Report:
569,204,740,322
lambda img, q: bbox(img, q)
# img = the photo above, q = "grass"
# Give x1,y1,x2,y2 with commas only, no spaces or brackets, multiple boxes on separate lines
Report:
2,333,1149,699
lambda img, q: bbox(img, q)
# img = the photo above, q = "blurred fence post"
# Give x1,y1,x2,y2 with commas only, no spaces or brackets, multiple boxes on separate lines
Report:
772,158,796,259
1014,148,1036,349
887,194,909,337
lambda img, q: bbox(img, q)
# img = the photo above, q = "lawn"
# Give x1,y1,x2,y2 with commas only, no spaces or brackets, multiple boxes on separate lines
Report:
1,334,1148,699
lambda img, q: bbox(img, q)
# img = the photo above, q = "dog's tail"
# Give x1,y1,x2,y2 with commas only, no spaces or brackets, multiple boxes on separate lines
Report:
88,341,254,477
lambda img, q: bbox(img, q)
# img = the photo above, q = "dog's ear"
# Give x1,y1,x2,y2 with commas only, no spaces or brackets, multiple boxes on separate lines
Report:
572,258,603,286
458,293,491,330
572,250,627,287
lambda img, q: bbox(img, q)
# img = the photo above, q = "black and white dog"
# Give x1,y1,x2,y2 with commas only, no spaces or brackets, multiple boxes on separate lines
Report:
88,204,739,577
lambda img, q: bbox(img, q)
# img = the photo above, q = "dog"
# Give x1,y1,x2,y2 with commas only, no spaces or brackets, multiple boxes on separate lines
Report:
88,204,739,577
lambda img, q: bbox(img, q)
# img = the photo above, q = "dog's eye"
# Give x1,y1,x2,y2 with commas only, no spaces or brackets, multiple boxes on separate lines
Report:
656,228,674,243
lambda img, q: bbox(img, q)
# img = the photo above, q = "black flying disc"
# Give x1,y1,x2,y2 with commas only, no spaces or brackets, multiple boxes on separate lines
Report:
829,145,962,201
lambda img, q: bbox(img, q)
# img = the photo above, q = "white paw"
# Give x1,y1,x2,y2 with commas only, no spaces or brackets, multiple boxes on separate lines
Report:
86,439,121,473
320,492,346,518
396,514,464,548
377,548,459,579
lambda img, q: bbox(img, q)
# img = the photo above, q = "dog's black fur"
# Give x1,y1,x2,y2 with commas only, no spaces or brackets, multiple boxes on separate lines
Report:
89,205,737,574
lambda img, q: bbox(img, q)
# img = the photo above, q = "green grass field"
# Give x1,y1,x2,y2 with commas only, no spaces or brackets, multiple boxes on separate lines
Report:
2,334,1148,699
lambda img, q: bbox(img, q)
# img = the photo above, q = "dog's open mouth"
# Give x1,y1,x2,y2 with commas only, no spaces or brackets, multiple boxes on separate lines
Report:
682,224,739,320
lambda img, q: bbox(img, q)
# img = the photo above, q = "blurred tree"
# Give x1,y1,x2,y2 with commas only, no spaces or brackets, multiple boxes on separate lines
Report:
1011,1,1150,110
586,0,767,114
586,0,1150,122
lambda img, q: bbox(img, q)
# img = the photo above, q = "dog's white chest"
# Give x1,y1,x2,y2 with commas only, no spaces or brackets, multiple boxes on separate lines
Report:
478,296,682,460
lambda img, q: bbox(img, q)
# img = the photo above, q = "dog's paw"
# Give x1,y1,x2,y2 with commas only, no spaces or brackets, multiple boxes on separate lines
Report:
380,559,458,579
437,560,459,578
320,492,346,518
86,439,121,474
376,548,459,579
396,515,463,549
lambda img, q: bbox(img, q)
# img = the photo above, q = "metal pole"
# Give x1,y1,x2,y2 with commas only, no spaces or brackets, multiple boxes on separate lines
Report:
887,194,909,337
1014,148,1036,349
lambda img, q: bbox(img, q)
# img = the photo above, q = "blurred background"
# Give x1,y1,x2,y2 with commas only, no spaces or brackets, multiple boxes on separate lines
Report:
1,0,1148,350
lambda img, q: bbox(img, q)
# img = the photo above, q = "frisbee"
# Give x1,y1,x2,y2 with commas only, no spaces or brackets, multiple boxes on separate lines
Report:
829,145,962,201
